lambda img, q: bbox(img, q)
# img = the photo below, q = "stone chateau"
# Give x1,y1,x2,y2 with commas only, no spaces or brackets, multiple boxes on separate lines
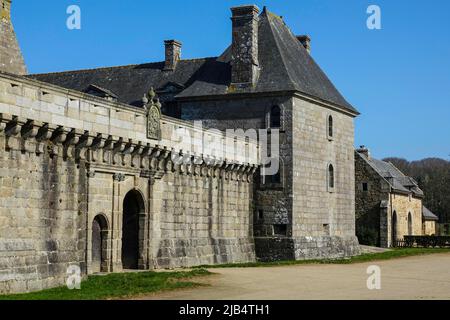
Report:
0,1,361,293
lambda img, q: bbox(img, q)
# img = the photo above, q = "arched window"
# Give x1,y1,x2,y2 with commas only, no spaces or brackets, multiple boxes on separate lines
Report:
392,211,398,246
327,115,333,138
408,212,413,236
328,164,334,189
270,105,281,128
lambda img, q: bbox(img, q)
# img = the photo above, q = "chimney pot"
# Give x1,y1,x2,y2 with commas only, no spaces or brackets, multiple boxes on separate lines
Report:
164,40,182,71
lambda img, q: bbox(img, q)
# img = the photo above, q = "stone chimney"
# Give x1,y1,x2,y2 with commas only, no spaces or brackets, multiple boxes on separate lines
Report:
230,5,260,88
164,40,182,71
0,0,27,74
357,146,370,159
297,35,311,54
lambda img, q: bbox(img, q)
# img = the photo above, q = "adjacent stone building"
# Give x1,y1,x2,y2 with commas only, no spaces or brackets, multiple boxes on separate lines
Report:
422,206,438,235
355,147,438,247
1,3,361,293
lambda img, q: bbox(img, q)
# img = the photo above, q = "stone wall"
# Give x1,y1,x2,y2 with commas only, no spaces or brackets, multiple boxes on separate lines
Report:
423,220,436,236
0,135,87,293
289,96,360,259
355,151,390,246
390,193,422,240
0,72,258,293
179,95,294,239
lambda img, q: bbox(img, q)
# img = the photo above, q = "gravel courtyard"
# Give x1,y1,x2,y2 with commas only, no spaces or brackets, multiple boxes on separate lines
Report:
139,253,450,300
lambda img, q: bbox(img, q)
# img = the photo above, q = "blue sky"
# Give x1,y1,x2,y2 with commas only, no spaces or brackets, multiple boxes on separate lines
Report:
12,0,450,161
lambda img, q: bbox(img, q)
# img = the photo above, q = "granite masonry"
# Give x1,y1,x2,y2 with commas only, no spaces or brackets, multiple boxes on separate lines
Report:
1,3,361,293
355,147,438,247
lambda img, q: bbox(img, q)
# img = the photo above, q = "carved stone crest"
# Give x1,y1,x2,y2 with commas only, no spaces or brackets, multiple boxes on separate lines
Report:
142,87,161,140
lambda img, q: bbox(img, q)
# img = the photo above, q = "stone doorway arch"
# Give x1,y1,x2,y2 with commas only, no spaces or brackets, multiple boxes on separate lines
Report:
92,214,108,273
122,190,145,270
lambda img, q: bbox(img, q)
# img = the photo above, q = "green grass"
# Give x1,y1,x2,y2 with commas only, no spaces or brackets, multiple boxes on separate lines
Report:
194,248,450,269
0,268,211,300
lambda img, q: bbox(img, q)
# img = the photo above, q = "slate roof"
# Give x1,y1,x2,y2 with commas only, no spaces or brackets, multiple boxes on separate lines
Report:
28,59,212,107
27,8,357,113
423,206,439,221
356,151,424,197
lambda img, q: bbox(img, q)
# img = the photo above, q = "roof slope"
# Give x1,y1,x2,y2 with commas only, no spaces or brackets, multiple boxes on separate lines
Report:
356,151,424,197
28,59,213,107
423,206,439,221
27,9,356,113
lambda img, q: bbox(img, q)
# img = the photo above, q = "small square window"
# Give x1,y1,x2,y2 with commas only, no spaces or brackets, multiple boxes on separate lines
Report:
362,182,368,191
273,224,287,236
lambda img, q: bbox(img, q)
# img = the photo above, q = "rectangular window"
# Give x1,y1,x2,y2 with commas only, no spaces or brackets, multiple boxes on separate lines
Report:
362,182,368,191
258,210,264,220
323,224,330,235
273,224,287,236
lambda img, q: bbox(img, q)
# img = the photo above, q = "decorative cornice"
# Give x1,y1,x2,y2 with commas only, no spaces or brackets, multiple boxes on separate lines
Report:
0,114,259,181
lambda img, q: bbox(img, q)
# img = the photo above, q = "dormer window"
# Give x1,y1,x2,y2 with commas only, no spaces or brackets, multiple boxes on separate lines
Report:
84,84,118,102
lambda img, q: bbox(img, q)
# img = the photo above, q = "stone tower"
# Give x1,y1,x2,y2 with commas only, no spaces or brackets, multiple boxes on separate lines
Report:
0,0,27,74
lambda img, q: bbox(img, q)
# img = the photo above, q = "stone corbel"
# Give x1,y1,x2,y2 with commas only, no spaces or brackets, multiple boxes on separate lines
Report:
35,123,51,155
131,142,144,168
157,148,170,172
89,134,105,162
121,140,134,166
21,120,39,140
20,120,41,153
103,135,115,163
4,116,21,151
149,148,161,170
4,116,20,137
139,145,154,169
63,129,81,159
112,138,124,165
75,131,94,161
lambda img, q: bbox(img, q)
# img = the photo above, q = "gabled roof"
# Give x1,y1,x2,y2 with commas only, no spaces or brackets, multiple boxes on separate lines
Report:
356,151,424,197
26,8,357,114
423,206,439,221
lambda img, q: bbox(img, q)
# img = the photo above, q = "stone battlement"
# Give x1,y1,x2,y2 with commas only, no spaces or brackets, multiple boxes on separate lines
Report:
0,72,259,169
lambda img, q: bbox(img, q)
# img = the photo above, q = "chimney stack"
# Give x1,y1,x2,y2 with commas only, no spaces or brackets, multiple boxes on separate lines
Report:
164,40,182,71
230,5,260,88
357,146,370,159
0,0,27,74
297,35,311,54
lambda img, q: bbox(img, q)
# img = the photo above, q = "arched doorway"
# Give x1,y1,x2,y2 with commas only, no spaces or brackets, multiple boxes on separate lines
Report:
122,190,145,270
408,212,413,236
392,211,398,247
92,215,108,273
